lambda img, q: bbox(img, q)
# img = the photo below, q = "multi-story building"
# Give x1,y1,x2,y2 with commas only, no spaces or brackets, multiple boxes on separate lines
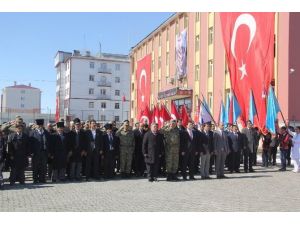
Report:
55,50,130,123
0,82,45,123
130,12,300,126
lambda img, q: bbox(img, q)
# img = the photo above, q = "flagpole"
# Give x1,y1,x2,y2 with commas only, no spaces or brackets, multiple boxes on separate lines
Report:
200,93,217,125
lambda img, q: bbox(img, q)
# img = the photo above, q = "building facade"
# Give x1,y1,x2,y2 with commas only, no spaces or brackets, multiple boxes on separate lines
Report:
55,50,130,123
0,82,47,124
130,12,300,126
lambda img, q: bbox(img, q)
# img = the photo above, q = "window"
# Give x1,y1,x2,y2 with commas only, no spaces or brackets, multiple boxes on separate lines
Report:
101,63,107,70
184,15,188,28
175,21,179,35
208,92,213,110
65,88,70,96
166,28,169,41
115,90,120,96
21,104,25,108
158,56,161,69
131,100,134,109
159,34,161,46
195,65,199,81
21,96,25,101
131,83,134,91
115,103,120,109
89,62,94,69
101,102,106,109
89,75,94,81
100,115,106,121
208,60,214,77
196,12,200,22
89,102,94,108
208,27,214,45
151,60,154,72
100,89,106,95
115,77,120,83
166,52,169,66
89,88,94,95
195,35,200,52
21,90,25,94
115,116,120,122
88,115,94,120
151,39,154,51
115,64,120,71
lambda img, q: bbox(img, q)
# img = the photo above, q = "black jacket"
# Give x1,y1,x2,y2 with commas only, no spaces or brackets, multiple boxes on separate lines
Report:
7,132,30,168
69,129,88,162
0,137,6,163
142,132,164,164
103,133,119,156
50,132,71,169
200,130,214,154
85,129,104,153
134,129,146,155
30,128,51,156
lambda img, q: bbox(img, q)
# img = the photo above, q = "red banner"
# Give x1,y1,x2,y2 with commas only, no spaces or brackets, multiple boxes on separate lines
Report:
220,13,275,129
136,54,151,120
55,96,60,122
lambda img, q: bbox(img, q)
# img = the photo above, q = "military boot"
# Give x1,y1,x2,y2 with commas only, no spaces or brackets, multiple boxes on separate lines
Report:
172,173,180,181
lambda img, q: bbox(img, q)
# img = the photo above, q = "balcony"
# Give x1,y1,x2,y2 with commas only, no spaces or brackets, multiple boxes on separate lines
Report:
98,67,112,74
97,81,112,87
96,94,111,100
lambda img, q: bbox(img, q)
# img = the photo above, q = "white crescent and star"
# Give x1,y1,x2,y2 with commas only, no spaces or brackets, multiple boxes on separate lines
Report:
139,69,147,102
230,13,257,80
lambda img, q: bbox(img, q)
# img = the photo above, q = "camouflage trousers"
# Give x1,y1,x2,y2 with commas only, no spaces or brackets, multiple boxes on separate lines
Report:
120,147,134,174
165,146,179,173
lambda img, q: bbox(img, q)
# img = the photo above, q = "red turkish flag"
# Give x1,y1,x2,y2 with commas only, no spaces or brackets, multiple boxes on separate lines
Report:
152,105,160,125
159,104,171,128
55,96,60,122
181,105,189,127
220,13,275,129
139,105,152,125
136,54,151,113
170,101,180,120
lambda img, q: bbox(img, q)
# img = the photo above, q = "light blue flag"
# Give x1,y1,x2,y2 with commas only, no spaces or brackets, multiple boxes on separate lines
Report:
266,87,280,133
232,92,241,122
249,90,257,124
224,94,230,125
219,100,226,124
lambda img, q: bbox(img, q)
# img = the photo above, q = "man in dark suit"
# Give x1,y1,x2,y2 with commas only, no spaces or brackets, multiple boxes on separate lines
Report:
49,122,70,182
30,119,51,183
228,124,245,173
133,123,147,177
181,121,199,180
142,123,164,182
103,123,119,179
85,120,103,180
200,122,214,179
241,120,256,172
7,124,30,185
69,118,88,181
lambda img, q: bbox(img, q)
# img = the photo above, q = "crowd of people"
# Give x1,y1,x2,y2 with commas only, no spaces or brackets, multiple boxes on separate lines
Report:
0,115,299,189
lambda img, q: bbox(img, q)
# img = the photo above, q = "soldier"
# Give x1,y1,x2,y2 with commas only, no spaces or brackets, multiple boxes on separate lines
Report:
162,119,180,181
85,119,103,180
49,122,70,182
7,124,30,185
0,129,6,189
116,120,135,178
1,116,30,136
69,118,88,181
30,119,51,183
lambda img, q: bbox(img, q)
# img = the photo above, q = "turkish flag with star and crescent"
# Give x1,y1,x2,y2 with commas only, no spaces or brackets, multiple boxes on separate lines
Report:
136,54,151,120
220,12,275,129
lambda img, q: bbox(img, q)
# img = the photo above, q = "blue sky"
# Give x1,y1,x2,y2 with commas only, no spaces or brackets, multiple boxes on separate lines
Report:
0,12,173,113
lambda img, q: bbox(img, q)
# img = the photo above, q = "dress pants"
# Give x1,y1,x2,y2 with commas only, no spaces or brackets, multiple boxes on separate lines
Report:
215,151,227,177
200,153,211,177
181,151,195,178
70,162,82,179
146,162,160,179
243,150,253,171
86,150,100,179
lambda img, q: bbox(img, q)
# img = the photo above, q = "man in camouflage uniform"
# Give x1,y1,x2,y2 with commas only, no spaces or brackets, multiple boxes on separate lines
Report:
1,116,30,136
116,120,135,178
162,119,180,181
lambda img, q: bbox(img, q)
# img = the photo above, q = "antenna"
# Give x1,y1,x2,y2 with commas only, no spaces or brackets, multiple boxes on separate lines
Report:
99,41,102,57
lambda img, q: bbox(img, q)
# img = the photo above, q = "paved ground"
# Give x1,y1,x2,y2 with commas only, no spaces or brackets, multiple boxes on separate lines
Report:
1,162,300,212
